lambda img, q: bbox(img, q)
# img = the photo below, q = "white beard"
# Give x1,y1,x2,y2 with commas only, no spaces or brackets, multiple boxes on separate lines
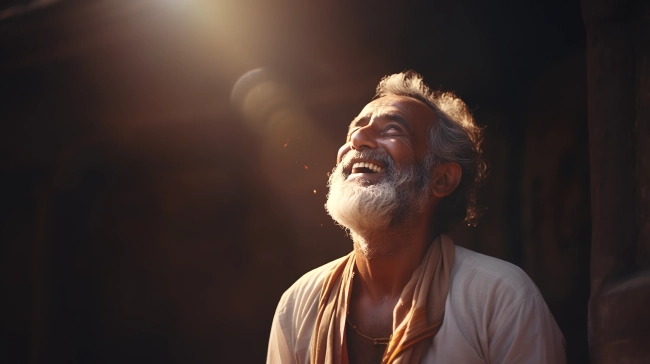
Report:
325,149,432,258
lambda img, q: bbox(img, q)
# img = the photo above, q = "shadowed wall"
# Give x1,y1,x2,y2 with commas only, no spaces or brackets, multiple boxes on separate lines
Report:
583,0,650,362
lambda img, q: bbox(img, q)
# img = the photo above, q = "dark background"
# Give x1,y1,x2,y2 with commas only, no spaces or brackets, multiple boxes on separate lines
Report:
1,0,590,362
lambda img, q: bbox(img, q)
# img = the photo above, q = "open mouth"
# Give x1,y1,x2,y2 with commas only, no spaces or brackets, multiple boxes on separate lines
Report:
350,161,384,174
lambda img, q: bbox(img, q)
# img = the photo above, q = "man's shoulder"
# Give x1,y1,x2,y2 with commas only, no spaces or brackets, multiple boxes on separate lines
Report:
276,256,347,312
431,244,566,363
288,256,347,293
451,245,541,301
272,256,347,354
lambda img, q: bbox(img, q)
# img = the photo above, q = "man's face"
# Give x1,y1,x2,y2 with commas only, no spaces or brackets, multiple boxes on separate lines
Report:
325,95,439,254
336,95,436,183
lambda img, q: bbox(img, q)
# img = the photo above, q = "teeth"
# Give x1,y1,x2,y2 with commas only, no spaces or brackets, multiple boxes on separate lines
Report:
351,162,384,173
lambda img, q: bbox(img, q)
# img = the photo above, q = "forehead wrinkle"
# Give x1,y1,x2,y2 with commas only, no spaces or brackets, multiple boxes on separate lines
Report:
347,96,437,140
348,108,412,129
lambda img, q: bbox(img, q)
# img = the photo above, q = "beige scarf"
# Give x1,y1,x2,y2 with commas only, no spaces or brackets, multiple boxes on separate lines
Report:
310,234,455,364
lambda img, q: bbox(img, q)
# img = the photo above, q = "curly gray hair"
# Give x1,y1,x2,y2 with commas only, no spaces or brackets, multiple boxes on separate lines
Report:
375,70,487,231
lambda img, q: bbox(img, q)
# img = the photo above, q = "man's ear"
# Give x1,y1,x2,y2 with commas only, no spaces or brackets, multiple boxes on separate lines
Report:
431,162,462,198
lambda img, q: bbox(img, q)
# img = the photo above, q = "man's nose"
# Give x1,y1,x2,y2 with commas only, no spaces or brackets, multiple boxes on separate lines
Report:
349,125,378,150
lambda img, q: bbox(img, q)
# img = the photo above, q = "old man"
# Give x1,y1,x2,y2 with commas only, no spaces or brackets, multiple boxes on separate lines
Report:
267,71,566,363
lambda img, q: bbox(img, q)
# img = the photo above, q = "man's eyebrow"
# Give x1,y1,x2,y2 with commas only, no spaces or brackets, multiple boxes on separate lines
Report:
347,116,369,134
349,115,369,126
348,113,412,130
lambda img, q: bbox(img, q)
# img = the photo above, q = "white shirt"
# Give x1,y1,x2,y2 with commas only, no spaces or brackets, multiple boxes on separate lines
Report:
267,245,566,363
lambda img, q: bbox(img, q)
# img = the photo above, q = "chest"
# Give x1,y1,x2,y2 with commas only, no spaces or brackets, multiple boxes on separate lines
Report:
345,306,393,364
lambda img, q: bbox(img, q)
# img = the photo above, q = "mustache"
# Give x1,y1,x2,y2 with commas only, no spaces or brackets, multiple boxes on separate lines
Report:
339,149,394,172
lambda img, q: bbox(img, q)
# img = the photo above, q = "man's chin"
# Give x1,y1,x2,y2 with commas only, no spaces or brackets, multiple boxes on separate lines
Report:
335,219,388,237
353,236,396,260
327,206,394,234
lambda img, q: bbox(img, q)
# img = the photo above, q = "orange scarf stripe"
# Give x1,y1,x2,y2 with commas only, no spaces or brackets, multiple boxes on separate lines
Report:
385,329,439,363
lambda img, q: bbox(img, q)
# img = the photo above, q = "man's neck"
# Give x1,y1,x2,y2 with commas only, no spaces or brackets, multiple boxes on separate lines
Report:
351,219,436,302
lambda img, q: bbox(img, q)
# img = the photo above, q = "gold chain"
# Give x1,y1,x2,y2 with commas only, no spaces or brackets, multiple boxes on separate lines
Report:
346,317,392,345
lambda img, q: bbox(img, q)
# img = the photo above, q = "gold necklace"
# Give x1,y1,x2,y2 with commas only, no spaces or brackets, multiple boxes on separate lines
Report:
346,316,392,345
